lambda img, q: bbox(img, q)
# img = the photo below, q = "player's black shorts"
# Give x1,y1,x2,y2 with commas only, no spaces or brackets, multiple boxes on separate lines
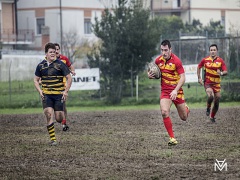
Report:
42,94,64,111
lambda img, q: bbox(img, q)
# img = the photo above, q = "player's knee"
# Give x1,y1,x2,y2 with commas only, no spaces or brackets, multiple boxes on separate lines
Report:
44,111,52,120
55,112,64,123
208,94,214,101
215,95,221,101
55,118,61,123
161,109,169,118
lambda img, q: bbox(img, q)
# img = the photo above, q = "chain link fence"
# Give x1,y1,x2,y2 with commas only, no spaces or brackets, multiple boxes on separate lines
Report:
0,33,240,108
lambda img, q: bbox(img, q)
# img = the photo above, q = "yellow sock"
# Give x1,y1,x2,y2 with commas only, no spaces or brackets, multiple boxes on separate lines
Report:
47,123,56,142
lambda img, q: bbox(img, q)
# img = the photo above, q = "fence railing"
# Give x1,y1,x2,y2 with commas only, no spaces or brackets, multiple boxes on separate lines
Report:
0,29,35,42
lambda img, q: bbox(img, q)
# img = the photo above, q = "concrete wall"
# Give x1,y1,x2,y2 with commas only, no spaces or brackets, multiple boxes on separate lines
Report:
0,55,44,81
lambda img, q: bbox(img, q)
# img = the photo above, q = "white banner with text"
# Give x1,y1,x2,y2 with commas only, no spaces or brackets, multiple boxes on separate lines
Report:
183,64,201,83
70,68,100,91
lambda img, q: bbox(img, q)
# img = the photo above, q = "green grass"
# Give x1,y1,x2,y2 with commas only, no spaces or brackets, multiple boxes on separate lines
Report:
0,73,240,109
1,102,240,115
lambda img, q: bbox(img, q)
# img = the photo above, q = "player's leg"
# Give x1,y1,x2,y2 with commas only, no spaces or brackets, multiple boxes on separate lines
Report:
61,80,69,131
160,98,177,145
54,94,65,124
62,103,69,131
42,95,57,145
55,111,65,125
210,92,221,122
174,91,189,121
205,87,214,116
175,102,189,121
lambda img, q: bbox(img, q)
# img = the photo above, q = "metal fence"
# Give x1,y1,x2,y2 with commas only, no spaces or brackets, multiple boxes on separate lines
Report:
0,34,240,108
161,32,240,75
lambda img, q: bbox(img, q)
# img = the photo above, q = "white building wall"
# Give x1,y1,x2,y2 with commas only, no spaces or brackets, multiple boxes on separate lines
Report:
191,10,221,25
190,0,240,34
17,0,59,8
191,0,239,9
17,11,35,31
16,0,107,49
62,10,84,35
62,0,104,8
17,0,108,8
44,9,60,44
17,10,42,48
225,11,240,34
150,0,240,35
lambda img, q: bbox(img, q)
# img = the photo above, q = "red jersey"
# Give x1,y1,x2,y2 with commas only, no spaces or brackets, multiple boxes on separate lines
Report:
155,53,185,91
198,56,227,85
59,54,71,67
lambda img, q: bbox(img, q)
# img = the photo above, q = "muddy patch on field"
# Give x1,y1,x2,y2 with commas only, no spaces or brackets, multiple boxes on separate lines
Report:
0,107,239,179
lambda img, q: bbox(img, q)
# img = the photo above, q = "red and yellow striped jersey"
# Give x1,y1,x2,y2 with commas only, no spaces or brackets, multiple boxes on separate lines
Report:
155,53,185,91
58,54,71,85
59,54,71,67
198,56,227,85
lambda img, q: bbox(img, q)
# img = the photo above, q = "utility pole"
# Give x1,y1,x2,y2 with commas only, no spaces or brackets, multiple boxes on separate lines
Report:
59,0,63,48
14,0,18,45
188,0,191,23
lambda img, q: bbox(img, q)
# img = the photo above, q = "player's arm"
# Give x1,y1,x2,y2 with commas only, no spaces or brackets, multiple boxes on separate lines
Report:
216,69,227,76
34,76,44,99
170,60,185,100
170,73,185,100
64,56,76,76
62,73,72,101
197,60,204,85
197,67,203,85
69,65,76,76
217,60,228,76
175,73,185,92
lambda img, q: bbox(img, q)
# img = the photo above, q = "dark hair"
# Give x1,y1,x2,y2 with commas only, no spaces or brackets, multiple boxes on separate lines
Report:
45,42,56,53
54,43,60,49
209,44,218,51
161,40,171,48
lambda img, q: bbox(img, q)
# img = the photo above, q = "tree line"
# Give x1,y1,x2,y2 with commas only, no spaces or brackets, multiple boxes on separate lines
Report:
86,0,230,104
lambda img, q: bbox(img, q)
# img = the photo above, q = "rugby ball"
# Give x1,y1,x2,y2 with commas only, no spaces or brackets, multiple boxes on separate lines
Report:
148,62,161,79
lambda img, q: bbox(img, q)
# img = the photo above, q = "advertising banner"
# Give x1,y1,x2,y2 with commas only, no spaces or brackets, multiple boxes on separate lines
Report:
70,68,100,90
183,64,201,83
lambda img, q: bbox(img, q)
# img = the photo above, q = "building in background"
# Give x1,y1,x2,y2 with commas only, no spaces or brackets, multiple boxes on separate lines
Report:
1,0,240,51
0,0,118,50
150,0,240,34
16,0,111,50
0,0,34,51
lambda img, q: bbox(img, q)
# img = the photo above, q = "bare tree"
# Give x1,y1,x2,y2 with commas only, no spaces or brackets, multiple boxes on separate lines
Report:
62,29,92,67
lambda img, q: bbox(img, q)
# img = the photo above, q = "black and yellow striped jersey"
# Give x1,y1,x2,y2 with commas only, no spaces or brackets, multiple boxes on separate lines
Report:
35,59,70,94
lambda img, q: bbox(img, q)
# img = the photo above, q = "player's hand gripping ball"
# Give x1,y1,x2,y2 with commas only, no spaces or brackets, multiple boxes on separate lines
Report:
148,62,161,79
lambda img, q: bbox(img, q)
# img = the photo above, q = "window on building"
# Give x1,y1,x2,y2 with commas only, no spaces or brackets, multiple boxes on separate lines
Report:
36,18,45,35
221,16,225,27
84,18,92,34
177,0,181,7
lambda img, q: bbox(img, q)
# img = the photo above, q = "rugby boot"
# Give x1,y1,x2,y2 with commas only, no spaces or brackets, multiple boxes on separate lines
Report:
210,117,216,123
168,137,178,146
62,124,69,131
49,140,57,146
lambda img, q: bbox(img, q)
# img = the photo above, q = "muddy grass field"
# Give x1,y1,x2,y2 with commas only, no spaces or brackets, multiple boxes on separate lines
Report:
0,107,239,180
